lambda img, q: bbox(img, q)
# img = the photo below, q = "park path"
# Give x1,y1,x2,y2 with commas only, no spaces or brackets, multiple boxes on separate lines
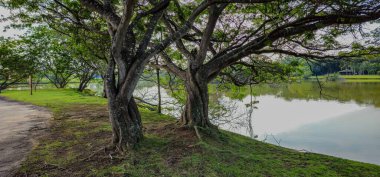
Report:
0,97,50,177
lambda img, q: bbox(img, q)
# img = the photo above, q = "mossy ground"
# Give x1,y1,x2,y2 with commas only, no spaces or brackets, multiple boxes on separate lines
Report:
1,89,380,177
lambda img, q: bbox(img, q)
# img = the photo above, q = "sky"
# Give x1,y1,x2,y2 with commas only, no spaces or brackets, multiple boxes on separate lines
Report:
0,7,25,38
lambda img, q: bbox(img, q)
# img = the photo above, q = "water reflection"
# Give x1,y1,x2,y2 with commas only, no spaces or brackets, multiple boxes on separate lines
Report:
220,95,366,137
274,108,380,165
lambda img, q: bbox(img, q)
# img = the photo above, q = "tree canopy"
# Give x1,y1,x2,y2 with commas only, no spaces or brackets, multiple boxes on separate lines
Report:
0,37,37,92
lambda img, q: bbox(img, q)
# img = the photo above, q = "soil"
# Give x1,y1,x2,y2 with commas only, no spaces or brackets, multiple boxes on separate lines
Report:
0,97,51,177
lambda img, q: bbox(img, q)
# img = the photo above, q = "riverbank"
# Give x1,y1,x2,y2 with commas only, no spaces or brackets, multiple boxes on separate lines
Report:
1,89,380,176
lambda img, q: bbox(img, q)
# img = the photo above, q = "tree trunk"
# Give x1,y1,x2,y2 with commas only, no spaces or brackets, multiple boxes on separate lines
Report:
77,77,91,92
104,55,144,151
77,82,87,92
180,70,212,128
34,77,41,92
108,95,143,151
58,82,66,88
29,75,33,95
102,77,107,98
156,59,162,114
0,83,7,93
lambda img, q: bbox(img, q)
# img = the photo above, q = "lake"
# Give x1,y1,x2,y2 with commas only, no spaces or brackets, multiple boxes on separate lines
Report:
10,81,380,165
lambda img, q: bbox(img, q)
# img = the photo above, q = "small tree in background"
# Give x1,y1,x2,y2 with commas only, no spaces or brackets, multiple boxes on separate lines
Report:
0,37,36,93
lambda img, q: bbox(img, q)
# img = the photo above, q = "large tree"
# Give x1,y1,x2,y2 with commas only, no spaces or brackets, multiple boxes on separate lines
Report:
27,27,77,88
23,26,104,90
154,0,380,127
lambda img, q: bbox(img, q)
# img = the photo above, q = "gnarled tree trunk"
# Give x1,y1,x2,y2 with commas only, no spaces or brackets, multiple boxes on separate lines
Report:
104,50,145,151
108,95,143,151
180,69,212,128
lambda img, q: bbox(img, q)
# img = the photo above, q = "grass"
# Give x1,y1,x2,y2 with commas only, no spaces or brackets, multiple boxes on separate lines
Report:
340,75,380,79
1,89,106,111
341,75,380,82
344,79,380,83
1,89,380,176
307,74,380,82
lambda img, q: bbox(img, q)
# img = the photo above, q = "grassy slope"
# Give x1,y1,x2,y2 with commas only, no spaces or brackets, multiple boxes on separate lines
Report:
340,75,380,79
340,75,380,83
307,75,380,82
1,89,380,177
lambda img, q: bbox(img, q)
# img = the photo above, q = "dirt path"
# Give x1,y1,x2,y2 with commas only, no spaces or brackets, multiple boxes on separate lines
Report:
0,98,51,177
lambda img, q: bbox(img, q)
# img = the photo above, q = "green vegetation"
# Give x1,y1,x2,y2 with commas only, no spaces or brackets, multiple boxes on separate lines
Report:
340,75,380,82
2,89,106,111
340,75,380,79
1,89,380,176
0,37,37,92
305,74,380,82
216,82,380,108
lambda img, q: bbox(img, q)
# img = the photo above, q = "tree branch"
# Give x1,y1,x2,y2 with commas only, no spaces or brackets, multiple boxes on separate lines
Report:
205,9,380,78
79,0,121,29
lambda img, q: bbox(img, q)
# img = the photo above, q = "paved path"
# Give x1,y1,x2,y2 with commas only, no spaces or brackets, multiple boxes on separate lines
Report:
0,98,50,177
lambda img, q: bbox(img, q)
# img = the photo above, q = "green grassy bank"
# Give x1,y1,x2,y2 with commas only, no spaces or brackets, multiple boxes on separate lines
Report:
1,89,380,176
307,74,380,82
340,75,380,82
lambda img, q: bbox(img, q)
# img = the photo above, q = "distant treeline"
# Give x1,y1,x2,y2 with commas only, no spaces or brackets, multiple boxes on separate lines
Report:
281,57,380,77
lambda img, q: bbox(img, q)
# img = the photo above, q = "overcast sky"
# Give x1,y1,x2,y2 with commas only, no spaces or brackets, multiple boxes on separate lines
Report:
0,7,25,38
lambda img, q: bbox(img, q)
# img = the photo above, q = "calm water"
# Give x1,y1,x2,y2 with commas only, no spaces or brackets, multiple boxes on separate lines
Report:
10,82,380,165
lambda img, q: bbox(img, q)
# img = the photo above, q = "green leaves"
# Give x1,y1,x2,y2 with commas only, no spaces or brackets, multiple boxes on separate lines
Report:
0,37,36,89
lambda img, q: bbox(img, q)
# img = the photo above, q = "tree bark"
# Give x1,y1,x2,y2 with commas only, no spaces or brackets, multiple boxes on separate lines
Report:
34,77,41,92
29,75,33,95
156,59,162,114
102,75,107,98
77,70,95,92
78,82,86,92
108,95,143,151
180,69,212,128
104,51,145,151
77,74,93,92
77,78,87,92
